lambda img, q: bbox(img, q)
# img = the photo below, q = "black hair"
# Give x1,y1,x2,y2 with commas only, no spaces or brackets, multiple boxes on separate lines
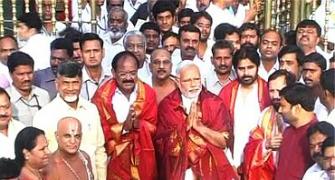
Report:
178,24,201,40
321,137,335,155
57,61,82,78
7,51,34,73
279,83,316,111
178,8,194,23
268,69,296,86
284,30,296,45
50,38,74,58
320,69,335,96
296,19,322,37
152,1,176,20
261,29,283,46
211,40,234,56
239,22,260,37
303,52,327,71
232,44,260,70
330,56,335,63
278,45,305,66
307,121,335,139
79,33,104,49
161,31,179,44
112,51,139,71
214,23,239,41
139,22,161,34
18,12,42,32
14,127,45,169
60,27,83,43
0,158,20,179
0,87,10,101
190,11,213,26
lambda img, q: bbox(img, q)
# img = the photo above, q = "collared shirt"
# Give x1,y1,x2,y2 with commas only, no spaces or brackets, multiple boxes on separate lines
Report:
33,67,57,100
205,69,237,95
302,163,323,180
80,67,111,101
20,34,53,71
6,85,50,126
171,49,210,81
258,60,279,82
101,33,125,70
0,119,25,159
33,95,107,180
112,86,138,124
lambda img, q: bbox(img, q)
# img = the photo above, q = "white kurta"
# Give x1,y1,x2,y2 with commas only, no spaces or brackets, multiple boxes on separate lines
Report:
233,83,261,167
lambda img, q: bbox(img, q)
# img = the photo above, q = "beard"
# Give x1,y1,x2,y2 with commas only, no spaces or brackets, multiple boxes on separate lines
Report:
109,27,125,40
182,86,202,99
63,95,78,103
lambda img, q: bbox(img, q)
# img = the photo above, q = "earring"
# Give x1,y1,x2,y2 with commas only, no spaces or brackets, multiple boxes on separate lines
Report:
25,156,29,160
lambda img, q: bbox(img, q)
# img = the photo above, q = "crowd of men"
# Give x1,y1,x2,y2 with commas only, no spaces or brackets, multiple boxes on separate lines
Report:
0,0,334,179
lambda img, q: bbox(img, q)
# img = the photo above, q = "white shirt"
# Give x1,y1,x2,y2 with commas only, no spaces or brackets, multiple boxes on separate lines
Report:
206,3,242,39
0,63,11,88
80,67,111,101
33,95,107,180
6,85,50,126
303,163,323,180
326,108,335,126
205,69,237,95
0,119,25,159
71,2,108,36
101,33,125,70
20,34,53,71
112,86,137,124
233,82,261,167
229,3,247,26
123,0,146,21
171,49,210,81
138,58,152,85
311,0,335,45
315,97,329,122
258,60,279,82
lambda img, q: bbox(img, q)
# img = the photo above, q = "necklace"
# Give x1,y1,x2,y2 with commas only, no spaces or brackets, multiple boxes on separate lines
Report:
61,157,81,180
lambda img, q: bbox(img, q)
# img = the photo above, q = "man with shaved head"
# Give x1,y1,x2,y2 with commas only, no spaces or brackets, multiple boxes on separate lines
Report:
155,60,238,179
46,117,93,180
149,48,177,103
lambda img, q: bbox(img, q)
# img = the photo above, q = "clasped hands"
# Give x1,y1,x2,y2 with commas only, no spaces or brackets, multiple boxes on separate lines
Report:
186,102,204,132
123,105,140,132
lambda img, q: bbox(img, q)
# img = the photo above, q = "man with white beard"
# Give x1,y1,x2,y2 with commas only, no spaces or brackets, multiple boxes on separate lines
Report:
101,6,128,70
33,61,107,180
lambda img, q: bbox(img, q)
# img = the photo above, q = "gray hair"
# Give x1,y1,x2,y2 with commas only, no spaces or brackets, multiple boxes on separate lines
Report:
108,6,128,23
123,30,146,48
175,60,199,77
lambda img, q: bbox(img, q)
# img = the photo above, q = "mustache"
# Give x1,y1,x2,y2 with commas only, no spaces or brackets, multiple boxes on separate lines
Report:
185,47,196,51
122,79,135,84
218,65,228,69
241,76,253,79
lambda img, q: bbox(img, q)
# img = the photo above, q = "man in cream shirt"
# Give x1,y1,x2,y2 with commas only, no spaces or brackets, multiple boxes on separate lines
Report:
33,61,107,180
